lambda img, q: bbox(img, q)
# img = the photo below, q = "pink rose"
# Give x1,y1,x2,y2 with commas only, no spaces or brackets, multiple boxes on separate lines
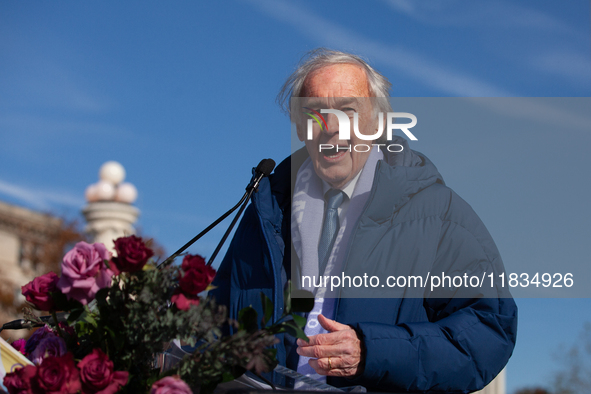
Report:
110,235,153,274
150,376,192,394
31,353,81,394
4,365,36,394
30,336,67,365
11,338,27,355
77,348,128,394
179,254,216,295
21,272,59,311
57,242,113,305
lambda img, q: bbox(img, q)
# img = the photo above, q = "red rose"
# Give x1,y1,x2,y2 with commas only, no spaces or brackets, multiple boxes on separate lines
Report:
111,235,154,274
178,254,216,295
31,353,81,394
78,348,128,394
4,365,36,394
180,254,207,272
21,272,59,311
171,291,200,311
171,254,215,310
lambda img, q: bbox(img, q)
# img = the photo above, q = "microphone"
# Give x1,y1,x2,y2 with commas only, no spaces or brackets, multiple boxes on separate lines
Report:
158,158,275,268
246,158,276,191
257,158,276,176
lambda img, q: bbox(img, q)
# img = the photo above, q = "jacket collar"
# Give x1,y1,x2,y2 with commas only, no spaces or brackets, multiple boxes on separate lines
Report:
266,136,444,221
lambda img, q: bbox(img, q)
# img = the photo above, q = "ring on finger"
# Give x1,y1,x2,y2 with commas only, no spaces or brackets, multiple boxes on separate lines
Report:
328,356,332,370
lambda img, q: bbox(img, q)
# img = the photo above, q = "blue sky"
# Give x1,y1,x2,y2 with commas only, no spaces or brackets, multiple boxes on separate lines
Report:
0,1,589,392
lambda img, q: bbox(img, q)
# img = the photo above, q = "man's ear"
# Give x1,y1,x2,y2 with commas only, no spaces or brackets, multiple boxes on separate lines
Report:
296,123,305,142
377,112,386,131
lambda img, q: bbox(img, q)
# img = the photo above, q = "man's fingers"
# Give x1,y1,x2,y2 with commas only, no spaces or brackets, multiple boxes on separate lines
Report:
295,315,362,379
318,314,349,332
296,315,353,347
308,357,360,377
298,328,358,347
297,344,345,359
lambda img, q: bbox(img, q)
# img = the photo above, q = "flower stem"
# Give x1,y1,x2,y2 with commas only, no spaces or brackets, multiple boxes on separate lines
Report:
52,311,64,337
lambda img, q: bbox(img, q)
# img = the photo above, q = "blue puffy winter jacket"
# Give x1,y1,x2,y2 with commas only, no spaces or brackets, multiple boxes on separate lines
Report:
210,137,517,393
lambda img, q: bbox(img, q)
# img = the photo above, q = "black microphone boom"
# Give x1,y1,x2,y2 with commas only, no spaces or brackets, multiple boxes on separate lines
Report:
158,158,275,268
206,158,275,266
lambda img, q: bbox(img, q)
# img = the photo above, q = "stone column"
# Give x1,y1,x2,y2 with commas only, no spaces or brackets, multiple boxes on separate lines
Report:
82,161,139,252
82,202,139,252
474,369,506,394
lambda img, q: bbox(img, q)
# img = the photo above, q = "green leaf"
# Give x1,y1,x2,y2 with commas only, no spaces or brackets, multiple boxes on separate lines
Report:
291,314,306,328
79,309,97,327
283,283,292,315
260,293,273,327
67,307,85,323
280,321,308,341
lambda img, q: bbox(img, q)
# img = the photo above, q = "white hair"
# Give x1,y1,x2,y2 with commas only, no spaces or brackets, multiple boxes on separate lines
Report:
276,48,392,116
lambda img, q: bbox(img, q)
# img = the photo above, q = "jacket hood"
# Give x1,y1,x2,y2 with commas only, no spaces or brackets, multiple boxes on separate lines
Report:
367,136,444,222
269,135,444,220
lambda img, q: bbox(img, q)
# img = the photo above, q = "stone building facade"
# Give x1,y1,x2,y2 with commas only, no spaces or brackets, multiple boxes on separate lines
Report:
0,200,81,339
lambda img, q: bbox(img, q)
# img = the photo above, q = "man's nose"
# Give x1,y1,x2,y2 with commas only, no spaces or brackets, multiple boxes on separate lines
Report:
323,113,340,135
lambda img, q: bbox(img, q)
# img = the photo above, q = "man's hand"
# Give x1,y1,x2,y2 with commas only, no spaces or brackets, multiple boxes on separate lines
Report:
296,314,364,377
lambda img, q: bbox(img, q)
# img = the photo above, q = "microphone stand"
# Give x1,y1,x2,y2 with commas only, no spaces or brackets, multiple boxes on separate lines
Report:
158,191,250,268
206,172,262,266
158,158,275,268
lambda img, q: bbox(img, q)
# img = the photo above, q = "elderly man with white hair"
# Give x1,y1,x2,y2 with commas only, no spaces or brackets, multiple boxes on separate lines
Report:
211,48,517,393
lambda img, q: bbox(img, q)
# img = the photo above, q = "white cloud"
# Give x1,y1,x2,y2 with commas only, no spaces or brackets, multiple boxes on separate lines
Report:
383,0,415,15
381,0,582,36
245,0,513,96
531,51,591,83
381,0,590,89
476,98,591,136
0,179,84,210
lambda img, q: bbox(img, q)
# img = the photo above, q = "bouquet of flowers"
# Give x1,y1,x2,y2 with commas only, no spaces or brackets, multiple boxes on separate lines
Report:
5,236,310,394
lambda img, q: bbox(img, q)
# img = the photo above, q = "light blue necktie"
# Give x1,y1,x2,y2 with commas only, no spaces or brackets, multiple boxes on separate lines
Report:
296,189,345,383
318,189,345,275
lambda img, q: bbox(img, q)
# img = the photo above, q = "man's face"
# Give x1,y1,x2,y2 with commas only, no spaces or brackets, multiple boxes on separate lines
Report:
297,64,378,190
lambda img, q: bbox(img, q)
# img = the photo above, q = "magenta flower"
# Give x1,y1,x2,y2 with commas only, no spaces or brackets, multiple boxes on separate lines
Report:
31,336,67,365
150,376,192,394
31,352,81,394
110,235,154,274
3,364,37,393
78,348,128,394
171,254,216,311
21,272,59,311
11,338,27,355
57,242,113,305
